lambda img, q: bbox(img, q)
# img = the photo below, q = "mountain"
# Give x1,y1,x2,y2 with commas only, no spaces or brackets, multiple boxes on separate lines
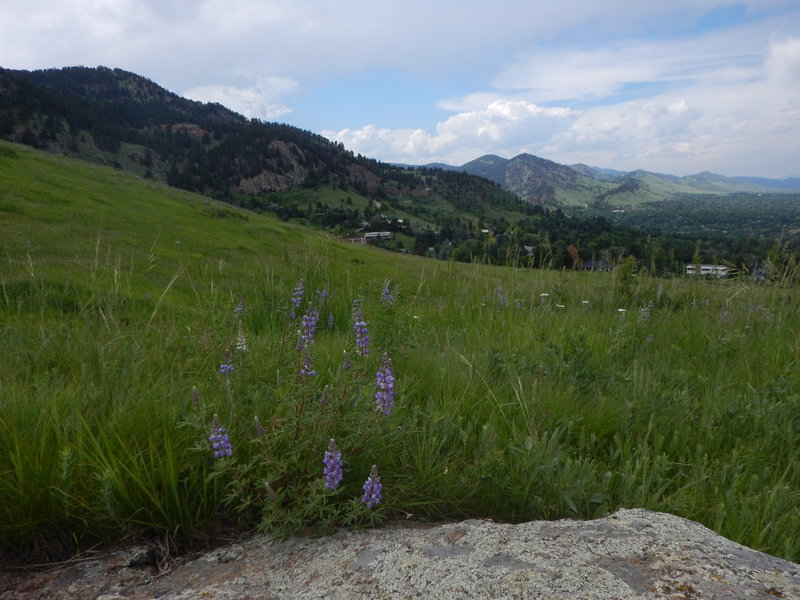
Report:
458,153,617,207
425,152,800,208
0,65,528,228
2,65,795,272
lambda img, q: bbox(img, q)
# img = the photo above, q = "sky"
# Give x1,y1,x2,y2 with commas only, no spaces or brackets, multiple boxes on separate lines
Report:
1,0,799,178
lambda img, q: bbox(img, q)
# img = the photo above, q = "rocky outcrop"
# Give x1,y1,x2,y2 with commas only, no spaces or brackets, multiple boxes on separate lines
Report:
346,164,383,195
236,140,310,194
2,509,798,599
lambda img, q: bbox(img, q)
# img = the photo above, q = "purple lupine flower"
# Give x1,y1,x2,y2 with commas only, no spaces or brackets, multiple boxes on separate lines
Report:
299,349,316,377
342,350,352,372
296,304,320,350
327,313,334,328
209,414,233,458
375,352,395,416
360,465,382,508
352,302,370,356
322,438,343,489
219,360,235,375
316,288,329,302
381,280,399,304
497,286,507,306
290,278,304,319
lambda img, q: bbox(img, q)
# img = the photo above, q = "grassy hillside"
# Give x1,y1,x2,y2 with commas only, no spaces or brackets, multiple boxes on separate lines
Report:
1,141,799,565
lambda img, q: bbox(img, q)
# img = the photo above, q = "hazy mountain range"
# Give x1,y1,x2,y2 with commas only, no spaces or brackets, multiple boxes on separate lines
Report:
421,154,800,207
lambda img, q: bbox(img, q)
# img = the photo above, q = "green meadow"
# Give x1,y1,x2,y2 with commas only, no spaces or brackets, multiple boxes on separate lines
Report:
1,141,798,563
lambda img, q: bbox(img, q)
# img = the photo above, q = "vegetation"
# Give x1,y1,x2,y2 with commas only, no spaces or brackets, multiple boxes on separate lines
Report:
1,142,798,567
577,192,800,240
4,66,799,276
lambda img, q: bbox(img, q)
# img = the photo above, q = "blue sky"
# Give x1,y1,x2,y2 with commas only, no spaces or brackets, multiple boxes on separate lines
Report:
1,0,799,177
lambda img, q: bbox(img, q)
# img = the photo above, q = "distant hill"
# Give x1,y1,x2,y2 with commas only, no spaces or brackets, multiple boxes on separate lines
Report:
424,155,800,208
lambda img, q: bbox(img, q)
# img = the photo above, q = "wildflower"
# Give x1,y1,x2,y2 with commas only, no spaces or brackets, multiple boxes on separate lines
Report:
381,280,398,304
556,304,565,309
327,313,334,328
342,350,352,372
298,304,320,348
497,286,507,305
375,353,395,416
352,302,370,356
322,439,343,490
236,329,248,352
316,287,329,302
361,465,383,508
219,360,234,375
233,298,245,315
209,414,233,459
290,278,304,319
300,349,316,377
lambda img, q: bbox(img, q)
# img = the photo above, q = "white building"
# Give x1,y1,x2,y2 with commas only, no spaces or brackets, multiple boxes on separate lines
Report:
685,264,729,277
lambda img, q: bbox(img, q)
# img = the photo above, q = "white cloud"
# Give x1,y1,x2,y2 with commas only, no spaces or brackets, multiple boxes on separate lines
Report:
325,23,800,176
2,1,799,175
766,37,800,83
323,100,576,165
183,76,297,119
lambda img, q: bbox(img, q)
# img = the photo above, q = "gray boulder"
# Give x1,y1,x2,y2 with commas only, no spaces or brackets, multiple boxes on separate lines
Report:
3,508,798,599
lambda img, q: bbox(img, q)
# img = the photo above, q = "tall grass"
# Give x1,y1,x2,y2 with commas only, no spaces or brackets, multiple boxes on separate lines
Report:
1,142,798,563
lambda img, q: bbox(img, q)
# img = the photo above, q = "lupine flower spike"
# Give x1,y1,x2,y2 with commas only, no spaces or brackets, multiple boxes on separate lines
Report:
296,304,320,350
352,301,370,356
290,279,304,319
375,352,395,416
381,280,399,304
209,414,233,458
300,349,316,377
361,465,382,508
236,327,248,352
322,439,343,490
219,359,234,375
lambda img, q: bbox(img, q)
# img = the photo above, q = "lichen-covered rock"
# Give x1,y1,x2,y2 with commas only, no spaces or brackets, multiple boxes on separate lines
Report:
2,509,798,599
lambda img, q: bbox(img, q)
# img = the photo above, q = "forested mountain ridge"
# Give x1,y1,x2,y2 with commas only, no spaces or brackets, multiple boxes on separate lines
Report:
1,65,797,274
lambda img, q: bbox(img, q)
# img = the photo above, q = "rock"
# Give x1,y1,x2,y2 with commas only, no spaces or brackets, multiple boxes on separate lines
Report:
1,508,798,599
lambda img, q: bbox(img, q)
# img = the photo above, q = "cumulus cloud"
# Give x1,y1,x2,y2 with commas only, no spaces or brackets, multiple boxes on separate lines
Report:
766,37,800,83
2,0,799,175
325,23,800,176
323,100,576,165
183,76,297,119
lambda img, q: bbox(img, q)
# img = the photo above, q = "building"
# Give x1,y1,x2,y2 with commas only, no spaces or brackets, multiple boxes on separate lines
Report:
685,264,729,277
363,231,393,241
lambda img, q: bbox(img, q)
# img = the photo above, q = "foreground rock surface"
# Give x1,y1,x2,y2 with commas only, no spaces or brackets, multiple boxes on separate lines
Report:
2,508,798,599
